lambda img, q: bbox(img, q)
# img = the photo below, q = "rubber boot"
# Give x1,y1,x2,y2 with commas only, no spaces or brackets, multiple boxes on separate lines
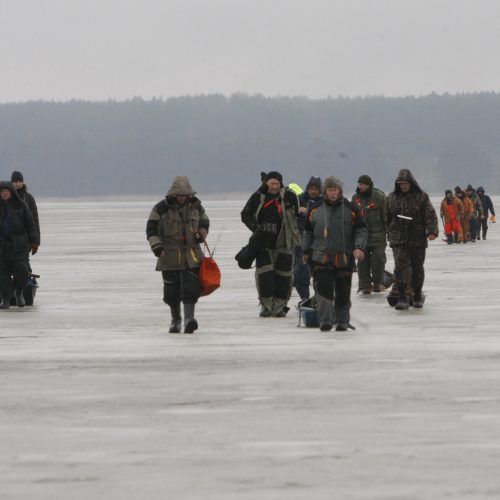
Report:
316,294,334,331
453,232,459,243
413,292,424,309
169,304,182,333
446,234,453,244
16,290,26,308
183,303,198,334
395,289,409,310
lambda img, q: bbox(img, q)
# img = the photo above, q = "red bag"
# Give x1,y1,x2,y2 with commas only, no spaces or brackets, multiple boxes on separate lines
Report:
199,242,221,296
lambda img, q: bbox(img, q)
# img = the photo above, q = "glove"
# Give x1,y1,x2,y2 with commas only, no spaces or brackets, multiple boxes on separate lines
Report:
194,232,204,243
152,246,164,257
490,215,496,223
31,244,39,255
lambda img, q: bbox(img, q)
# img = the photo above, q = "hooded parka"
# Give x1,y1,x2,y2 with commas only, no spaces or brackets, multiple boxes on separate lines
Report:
146,177,210,271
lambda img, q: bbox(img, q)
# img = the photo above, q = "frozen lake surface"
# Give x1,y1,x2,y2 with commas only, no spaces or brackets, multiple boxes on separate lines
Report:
2,197,500,499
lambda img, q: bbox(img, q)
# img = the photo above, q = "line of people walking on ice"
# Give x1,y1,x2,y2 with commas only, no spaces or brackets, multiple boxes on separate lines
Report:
145,170,495,335
440,185,496,244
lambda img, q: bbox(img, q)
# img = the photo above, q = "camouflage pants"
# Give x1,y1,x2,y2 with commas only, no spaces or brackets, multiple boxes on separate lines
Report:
392,247,426,295
356,245,387,290
255,247,294,315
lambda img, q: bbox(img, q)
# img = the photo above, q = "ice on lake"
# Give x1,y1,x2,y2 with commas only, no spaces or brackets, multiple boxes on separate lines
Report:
1,197,500,499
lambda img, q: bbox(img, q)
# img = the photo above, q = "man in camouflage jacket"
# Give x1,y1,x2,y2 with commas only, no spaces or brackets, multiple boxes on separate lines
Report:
387,169,438,309
146,176,209,333
351,174,387,293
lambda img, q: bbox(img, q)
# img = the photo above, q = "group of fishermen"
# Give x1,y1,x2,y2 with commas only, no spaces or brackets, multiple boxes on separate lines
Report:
440,185,496,244
0,172,40,309
147,169,452,333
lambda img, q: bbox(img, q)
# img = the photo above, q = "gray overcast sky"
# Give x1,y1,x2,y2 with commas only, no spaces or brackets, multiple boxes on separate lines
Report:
1,0,500,102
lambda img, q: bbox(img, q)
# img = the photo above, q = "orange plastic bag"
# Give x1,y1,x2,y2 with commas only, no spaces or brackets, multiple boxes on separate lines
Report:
199,242,221,296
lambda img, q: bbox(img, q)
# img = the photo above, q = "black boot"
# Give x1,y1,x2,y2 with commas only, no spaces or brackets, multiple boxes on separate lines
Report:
169,304,182,333
0,298,10,310
183,303,198,334
395,291,409,310
446,235,453,244
15,290,25,308
413,292,424,309
453,232,459,243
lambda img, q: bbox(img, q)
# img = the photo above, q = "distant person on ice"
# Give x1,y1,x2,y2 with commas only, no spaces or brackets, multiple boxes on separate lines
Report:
146,176,209,333
475,186,496,240
465,184,484,242
241,171,300,317
455,186,473,243
11,171,40,245
351,174,387,294
0,182,39,309
440,189,464,244
387,169,438,310
301,176,367,331
294,176,322,300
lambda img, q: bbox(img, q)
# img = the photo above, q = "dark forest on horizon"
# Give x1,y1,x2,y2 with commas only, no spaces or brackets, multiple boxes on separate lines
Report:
1,92,499,197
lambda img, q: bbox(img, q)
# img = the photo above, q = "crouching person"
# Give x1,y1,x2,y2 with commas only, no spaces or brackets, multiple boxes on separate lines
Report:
0,182,39,309
241,171,300,317
146,176,209,333
302,176,367,331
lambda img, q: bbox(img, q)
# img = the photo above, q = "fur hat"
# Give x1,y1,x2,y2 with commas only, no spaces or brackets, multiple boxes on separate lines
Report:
323,176,343,191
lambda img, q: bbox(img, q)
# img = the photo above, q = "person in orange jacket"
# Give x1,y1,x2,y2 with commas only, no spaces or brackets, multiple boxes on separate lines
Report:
440,190,464,243
455,186,473,243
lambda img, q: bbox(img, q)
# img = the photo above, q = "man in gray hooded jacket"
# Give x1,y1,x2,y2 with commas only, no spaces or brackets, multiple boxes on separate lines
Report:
146,176,210,333
302,176,367,331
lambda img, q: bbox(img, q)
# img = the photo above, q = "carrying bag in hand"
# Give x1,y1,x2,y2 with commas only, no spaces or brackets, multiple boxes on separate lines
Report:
199,242,221,296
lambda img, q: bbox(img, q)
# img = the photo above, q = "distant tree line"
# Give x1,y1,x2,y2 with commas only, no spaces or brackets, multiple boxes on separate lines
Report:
0,92,499,197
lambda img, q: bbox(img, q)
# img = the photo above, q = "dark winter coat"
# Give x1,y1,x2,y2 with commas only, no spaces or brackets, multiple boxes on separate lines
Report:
467,190,484,217
146,178,209,271
241,185,299,250
351,184,387,247
477,190,495,218
16,185,40,243
386,169,439,248
0,182,39,256
297,191,322,233
302,196,367,268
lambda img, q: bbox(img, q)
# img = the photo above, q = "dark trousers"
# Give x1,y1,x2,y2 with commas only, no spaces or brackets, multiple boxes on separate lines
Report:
392,247,426,295
469,217,480,240
293,246,311,299
480,218,488,239
162,268,200,306
0,253,30,300
314,266,352,325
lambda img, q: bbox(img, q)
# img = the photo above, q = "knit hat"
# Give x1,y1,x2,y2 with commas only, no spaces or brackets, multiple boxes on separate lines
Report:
11,171,23,183
445,189,452,196
357,174,372,186
466,184,473,192
263,171,283,185
323,176,343,191
306,176,322,190
454,185,462,193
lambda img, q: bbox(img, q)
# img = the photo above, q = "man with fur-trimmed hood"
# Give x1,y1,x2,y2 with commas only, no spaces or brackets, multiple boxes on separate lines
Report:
241,171,300,317
302,176,367,331
146,176,210,333
387,169,438,310
0,181,39,309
